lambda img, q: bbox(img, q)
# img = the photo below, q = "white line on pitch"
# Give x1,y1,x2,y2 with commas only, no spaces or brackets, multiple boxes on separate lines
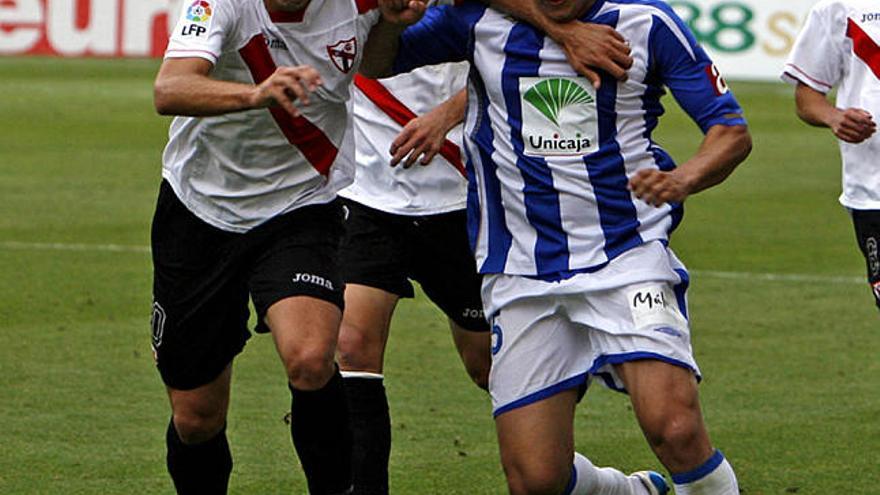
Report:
0,241,150,254
0,240,866,285
690,270,863,285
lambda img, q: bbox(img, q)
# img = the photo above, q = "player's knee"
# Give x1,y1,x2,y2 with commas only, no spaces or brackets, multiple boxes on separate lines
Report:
284,346,337,390
503,461,569,495
643,412,701,453
336,322,383,372
173,409,226,445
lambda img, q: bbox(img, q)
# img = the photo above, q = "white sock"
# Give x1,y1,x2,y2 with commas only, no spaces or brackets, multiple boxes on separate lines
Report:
672,450,738,495
565,453,651,495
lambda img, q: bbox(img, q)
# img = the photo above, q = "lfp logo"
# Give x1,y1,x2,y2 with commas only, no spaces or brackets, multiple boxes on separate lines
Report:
187,0,213,23
519,77,599,157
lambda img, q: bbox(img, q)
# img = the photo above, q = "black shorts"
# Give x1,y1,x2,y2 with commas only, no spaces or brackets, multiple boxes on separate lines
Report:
851,208,880,309
151,181,345,390
339,199,488,332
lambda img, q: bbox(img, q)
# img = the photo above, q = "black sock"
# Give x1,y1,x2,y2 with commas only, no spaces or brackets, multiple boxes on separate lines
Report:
289,368,353,495
344,376,391,495
165,420,232,495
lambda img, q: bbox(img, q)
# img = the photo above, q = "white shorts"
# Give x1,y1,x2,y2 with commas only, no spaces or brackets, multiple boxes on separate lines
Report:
485,242,700,417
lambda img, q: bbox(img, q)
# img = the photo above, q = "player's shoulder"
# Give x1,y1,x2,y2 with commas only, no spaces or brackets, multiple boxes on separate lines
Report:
601,0,681,18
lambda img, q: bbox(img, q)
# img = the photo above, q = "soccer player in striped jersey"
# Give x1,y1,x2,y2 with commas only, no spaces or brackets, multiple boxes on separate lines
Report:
365,0,752,493
339,6,635,494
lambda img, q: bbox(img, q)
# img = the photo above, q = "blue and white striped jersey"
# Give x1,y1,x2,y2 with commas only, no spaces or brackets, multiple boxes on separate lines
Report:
393,0,746,280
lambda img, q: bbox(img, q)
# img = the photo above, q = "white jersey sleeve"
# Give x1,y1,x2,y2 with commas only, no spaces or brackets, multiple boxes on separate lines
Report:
782,0,847,93
165,0,240,64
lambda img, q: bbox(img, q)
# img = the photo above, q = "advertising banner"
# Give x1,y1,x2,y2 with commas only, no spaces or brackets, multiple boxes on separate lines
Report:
0,0,817,80
668,0,817,80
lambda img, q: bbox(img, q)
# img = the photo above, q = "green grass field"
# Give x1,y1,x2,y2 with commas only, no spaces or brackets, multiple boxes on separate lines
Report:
0,57,878,494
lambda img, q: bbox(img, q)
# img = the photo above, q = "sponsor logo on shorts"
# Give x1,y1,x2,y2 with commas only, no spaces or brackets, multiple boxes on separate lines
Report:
631,289,672,310
491,324,503,355
151,301,166,351
292,272,335,291
462,308,484,320
867,237,879,277
653,326,684,339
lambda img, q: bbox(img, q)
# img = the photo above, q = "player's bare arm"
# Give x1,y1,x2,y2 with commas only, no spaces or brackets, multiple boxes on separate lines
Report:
794,82,876,144
154,57,322,118
390,88,467,167
628,123,752,207
486,0,632,87
360,0,428,78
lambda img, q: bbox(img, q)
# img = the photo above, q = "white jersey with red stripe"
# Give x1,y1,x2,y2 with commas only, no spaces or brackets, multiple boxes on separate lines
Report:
162,0,380,232
782,0,880,210
340,62,470,215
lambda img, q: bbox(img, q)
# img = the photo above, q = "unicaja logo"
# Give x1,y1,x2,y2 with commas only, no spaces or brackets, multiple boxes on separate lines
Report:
524,78,594,126
520,77,598,157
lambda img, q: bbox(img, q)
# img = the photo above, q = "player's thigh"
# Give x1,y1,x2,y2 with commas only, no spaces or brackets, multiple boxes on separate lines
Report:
339,199,414,298
410,209,488,332
495,389,578,492
615,358,701,421
449,320,491,388
151,181,251,391
337,284,400,373
247,200,346,385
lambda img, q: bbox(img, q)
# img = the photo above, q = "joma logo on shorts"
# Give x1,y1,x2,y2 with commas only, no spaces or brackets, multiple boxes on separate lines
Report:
632,290,670,310
292,273,334,290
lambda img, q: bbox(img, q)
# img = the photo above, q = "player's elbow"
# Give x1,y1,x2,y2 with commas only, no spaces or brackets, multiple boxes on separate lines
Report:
717,124,752,165
153,78,179,116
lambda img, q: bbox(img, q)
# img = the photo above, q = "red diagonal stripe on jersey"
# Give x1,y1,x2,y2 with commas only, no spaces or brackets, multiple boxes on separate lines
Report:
238,35,337,176
847,18,880,80
354,74,466,177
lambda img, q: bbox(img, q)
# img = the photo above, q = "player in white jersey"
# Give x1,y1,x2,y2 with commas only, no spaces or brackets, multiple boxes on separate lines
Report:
782,0,880,309
339,6,637,494
149,0,428,493
365,0,752,493
153,0,636,491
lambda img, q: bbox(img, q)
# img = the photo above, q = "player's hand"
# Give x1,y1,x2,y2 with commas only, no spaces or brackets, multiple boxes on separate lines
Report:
250,65,322,117
390,111,450,168
553,22,632,89
378,0,427,26
830,107,876,144
628,169,691,207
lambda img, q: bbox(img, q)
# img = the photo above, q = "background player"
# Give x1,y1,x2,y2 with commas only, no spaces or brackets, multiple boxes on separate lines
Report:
363,0,752,492
150,0,427,492
340,3,636,494
782,0,880,309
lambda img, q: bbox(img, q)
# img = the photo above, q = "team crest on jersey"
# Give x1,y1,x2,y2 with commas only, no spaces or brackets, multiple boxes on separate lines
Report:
520,77,599,157
327,37,357,73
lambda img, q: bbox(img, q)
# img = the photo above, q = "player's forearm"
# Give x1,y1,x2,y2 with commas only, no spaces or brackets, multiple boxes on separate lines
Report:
674,124,752,195
794,83,836,128
437,88,467,133
154,72,257,117
360,20,407,79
